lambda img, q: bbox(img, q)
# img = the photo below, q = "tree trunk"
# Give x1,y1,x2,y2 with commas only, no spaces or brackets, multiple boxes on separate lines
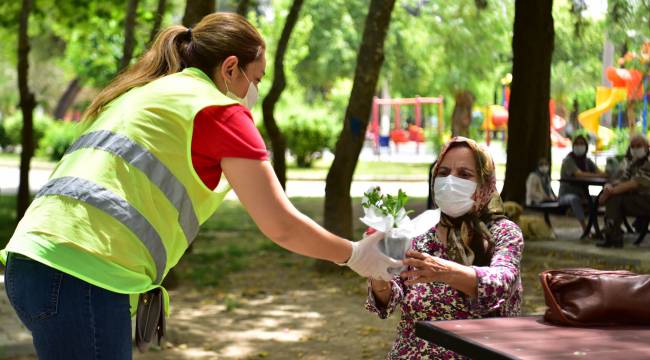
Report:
451,90,474,137
118,0,139,72
323,0,396,239
148,0,167,45
501,0,554,204
182,0,214,27
17,0,36,221
236,0,251,17
261,0,304,190
53,78,82,120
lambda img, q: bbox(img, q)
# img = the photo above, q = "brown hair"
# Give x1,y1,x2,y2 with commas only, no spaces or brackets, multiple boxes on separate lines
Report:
83,12,265,121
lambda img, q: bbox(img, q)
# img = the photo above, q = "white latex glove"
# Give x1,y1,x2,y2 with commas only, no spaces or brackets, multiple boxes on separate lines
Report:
341,231,403,281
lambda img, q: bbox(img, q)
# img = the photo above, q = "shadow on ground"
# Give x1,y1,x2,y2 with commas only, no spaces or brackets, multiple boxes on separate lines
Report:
2,199,649,360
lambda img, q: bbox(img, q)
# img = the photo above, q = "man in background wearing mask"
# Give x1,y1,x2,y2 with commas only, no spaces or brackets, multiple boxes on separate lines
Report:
558,134,605,237
598,134,650,248
526,158,557,206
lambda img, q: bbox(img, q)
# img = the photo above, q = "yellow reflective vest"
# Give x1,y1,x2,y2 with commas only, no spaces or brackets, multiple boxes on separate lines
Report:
1,67,238,312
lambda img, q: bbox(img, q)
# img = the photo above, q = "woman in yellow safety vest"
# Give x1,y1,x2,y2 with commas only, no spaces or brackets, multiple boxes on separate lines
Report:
1,13,399,359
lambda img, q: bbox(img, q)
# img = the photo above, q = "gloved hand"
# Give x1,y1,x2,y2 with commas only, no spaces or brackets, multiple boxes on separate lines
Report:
342,231,403,281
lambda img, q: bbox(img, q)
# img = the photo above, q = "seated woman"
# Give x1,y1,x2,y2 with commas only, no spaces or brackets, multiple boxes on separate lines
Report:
365,137,523,359
526,157,557,206
598,134,650,248
558,134,604,235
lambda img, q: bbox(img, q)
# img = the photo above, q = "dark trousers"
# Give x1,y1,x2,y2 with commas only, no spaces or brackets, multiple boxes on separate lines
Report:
605,193,650,233
4,253,133,359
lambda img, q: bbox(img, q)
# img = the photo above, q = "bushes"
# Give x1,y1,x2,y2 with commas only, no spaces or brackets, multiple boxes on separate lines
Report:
0,112,81,160
38,120,82,161
282,108,339,168
258,105,341,168
2,111,55,151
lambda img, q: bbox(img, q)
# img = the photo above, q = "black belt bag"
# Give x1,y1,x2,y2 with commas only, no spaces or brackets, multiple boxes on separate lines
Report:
135,288,166,352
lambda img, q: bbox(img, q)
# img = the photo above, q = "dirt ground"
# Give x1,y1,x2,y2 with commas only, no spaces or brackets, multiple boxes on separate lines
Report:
6,199,646,360
134,253,400,360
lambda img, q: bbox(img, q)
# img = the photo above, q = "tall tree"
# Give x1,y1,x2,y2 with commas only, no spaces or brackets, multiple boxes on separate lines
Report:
501,0,554,204
118,0,140,72
182,0,214,27
17,0,36,220
261,0,305,189
148,0,168,45
451,91,474,137
324,0,396,239
53,77,81,119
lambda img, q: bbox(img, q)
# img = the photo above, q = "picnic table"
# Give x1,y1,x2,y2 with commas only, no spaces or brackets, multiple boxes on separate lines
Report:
560,177,608,239
415,316,650,359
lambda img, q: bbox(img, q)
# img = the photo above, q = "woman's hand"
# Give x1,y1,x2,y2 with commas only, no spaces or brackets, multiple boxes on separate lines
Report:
400,249,478,297
400,250,458,285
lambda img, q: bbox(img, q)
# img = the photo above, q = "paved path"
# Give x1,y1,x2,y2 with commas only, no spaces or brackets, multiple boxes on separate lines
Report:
0,160,432,199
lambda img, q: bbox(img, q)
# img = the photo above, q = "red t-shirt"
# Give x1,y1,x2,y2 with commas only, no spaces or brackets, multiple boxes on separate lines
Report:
191,104,268,190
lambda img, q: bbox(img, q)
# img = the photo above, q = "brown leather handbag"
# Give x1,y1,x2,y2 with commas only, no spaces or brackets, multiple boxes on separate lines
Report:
135,288,166,352
540,268,650,326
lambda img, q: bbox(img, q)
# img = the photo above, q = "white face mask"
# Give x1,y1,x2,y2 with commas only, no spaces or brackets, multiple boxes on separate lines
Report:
433,175,477,218
225,68,258,109
573,145,587,156
539,165,550,174
631,147,648,160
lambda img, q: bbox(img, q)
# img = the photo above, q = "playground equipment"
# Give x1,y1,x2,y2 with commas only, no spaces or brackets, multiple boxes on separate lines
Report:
578,66,646,150
482,104,508,144
482,73,571,147
370,96,444,152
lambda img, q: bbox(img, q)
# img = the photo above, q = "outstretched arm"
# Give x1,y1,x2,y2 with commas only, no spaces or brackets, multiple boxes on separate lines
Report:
222,157,352,263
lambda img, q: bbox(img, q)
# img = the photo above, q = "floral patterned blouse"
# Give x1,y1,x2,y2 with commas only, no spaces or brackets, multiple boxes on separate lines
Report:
365,219,524,359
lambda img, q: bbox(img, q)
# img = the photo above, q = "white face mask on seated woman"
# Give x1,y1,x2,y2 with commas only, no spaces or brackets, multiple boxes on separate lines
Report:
433,175,477,218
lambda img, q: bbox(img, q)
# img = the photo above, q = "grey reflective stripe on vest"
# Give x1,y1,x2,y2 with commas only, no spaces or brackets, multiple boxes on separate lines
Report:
66,130,199,243
36,176,167,284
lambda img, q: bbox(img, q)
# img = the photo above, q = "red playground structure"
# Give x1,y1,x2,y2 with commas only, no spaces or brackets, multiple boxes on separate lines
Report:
370,96,444,153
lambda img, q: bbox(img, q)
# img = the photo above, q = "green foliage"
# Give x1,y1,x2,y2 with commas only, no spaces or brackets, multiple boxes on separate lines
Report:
383,0,514,105
3,112,55,151
291,0,365,95
282,106,339,168
0,120,9,149
37,120,82,160
428,130,446,155
611,128,631,156
606,0,650,46
552,0,605,112
361,187,412,221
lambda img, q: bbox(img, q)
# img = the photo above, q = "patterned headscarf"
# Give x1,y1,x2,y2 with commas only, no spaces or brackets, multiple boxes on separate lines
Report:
432,137,506,266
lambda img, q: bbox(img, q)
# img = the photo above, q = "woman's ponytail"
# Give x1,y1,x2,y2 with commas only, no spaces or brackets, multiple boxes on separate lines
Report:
82,12,265,122
83,26,190,121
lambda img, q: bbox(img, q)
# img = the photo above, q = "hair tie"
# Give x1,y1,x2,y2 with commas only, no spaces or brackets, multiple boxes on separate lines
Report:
186,27,192,38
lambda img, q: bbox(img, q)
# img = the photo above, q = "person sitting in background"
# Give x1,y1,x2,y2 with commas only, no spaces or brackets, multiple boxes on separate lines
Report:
526,158,557,206
365,137,523,359
558,134,604,236
598,134,650,248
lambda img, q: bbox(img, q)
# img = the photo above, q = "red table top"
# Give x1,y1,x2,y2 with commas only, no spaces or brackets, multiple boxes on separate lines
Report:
415,316,650,359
